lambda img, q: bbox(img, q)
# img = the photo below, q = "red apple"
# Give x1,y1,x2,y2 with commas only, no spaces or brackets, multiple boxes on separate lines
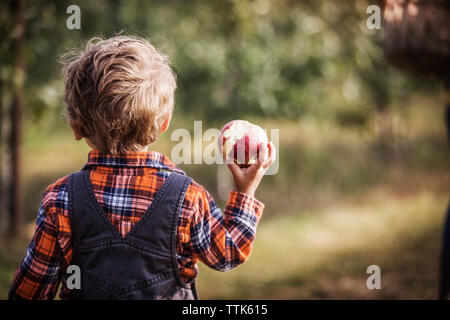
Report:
219,120,268,167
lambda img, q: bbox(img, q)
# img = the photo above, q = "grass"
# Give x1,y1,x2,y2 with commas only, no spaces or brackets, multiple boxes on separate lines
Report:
0,92,448,299
196,188,448,299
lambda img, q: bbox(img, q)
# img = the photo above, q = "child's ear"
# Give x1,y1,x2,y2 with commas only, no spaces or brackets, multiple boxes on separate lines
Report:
159,111,172,133
70,119,84,141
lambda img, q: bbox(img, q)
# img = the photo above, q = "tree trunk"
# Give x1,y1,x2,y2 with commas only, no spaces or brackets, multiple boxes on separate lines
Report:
0,77,4,234
9,0,25,236
445,80,450,143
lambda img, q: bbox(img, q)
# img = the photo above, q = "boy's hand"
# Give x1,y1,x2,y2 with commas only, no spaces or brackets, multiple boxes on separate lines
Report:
227,142,276,198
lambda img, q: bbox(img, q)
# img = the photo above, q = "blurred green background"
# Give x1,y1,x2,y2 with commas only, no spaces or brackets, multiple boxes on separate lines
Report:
0,0,449,299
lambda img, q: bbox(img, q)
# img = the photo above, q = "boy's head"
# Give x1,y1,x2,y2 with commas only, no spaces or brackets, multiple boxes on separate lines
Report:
62,35,176,154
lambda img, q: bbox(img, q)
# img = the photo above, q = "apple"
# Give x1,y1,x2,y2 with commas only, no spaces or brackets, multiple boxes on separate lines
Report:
219,120,268,167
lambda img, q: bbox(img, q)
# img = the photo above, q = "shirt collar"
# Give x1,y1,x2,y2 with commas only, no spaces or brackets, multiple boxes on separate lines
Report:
82,149,185,174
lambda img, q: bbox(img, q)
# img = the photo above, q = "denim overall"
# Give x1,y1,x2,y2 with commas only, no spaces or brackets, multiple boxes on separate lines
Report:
66,170,198,300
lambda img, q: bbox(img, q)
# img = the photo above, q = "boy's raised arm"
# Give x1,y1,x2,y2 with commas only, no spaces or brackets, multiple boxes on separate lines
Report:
189,142,276,271
189,187,265,272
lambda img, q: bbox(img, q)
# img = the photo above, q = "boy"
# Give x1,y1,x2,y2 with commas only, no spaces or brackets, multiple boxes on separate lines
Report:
9,36,275,300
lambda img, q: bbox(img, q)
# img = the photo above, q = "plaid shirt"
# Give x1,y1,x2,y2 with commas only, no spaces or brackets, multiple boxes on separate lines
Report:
9,150,264,300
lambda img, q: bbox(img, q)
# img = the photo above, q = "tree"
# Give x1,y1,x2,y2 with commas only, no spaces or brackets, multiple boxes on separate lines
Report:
8,0,26,236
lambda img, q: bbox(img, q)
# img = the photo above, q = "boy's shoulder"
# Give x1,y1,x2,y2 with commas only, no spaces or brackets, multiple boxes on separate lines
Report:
183,175,210,203
156,166,209,199
155,169,214,214
41,174,71,216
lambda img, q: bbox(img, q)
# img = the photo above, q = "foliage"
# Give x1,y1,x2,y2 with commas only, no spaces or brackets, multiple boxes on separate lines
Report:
1,0,439,125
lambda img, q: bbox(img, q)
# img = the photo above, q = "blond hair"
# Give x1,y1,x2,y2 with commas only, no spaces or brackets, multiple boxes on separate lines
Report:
62,36,176,154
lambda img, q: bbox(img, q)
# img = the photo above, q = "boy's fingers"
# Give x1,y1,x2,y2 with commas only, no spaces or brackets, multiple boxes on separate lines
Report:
257,143,268,166
227,142,270,178
263,142,276,169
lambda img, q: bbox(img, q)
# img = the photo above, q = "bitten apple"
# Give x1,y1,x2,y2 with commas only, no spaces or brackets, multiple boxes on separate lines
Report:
219,120,268,167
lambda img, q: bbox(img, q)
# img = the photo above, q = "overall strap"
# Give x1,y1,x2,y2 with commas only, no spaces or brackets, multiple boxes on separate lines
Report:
126,172,192,252
68,170,119,251
125,172,192,288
